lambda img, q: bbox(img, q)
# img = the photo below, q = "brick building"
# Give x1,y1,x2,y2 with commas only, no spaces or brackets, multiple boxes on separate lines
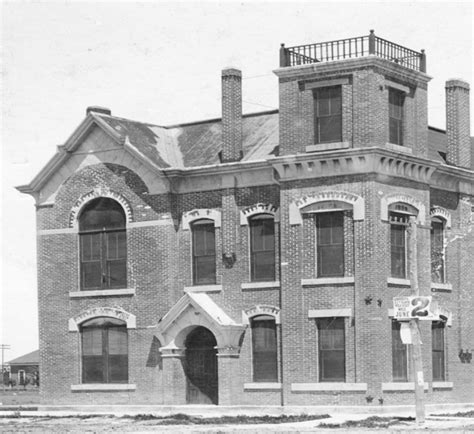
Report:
18,31,473,406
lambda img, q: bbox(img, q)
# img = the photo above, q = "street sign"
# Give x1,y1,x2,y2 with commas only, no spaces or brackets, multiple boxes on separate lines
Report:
393,296,437,320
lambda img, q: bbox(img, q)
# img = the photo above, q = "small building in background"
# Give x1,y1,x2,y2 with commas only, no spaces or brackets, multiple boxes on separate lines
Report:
6,350,39,387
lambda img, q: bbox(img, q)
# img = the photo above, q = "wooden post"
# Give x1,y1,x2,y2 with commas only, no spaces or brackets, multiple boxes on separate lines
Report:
407,216,425,424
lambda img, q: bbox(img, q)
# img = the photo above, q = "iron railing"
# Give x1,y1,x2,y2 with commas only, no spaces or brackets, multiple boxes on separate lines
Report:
280,30,426,73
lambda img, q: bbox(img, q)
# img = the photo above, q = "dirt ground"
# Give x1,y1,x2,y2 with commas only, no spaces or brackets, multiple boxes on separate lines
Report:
0,388,39,406
0,412,473,433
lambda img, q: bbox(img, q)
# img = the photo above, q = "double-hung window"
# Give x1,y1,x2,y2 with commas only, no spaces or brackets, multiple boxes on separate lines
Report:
79,198,127,290
316,212,344,277
314,86,342,144
432,322,445,381
81,317,128,384
389,212,408,279
392,320,408,381
318,318,345,382
249,215,275,282
389,88,404,145
431,219,445,283
251,315,278,382
192,220,216,285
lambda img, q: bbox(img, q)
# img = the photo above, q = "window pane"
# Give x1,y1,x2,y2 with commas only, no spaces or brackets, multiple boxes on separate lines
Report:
318,318,345,382
82,356,104,383
431,221,444,283
250,217,275,282
82,328,102,356
194,256,216,285
107,231,126,260
390,221,406,278
317,212,344,277
432,322,445,381
193,223,215,256
392,321,408,381
79,198,126,232
315,87,342,144
319,115,342,143
81,234,101,261
107,259,127,288
251,251,275,281
108,327,128,355
82,262,102,289
108,355,128,383
252,319,277,382
389,89,403,145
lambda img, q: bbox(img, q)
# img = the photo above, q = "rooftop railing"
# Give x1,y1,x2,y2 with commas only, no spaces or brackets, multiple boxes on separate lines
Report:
280,30,426,73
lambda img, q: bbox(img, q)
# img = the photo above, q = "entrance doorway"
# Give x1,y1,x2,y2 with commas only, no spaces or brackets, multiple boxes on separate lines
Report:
184,326,218,404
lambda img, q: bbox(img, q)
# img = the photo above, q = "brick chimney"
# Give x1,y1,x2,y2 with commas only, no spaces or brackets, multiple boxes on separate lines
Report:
445,79,471,168
221,68,242,162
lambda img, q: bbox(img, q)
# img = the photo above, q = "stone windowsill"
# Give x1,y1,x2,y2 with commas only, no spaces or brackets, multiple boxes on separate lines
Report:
306,142,350,153
291,383,367,392
70,288,135,298
244,382,282,390
71,384,136,392
241,281,280,290
431,282,453,292
302,277,355,286
386,142,413,154
387,277,411,286
432,381,453,389
184,285,222,293
382,382,428,391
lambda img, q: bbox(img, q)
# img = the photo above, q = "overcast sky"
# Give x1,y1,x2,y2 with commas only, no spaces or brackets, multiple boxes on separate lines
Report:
1,1,473,360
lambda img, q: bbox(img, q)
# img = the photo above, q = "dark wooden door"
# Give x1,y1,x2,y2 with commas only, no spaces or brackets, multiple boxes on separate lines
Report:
185,327,218,404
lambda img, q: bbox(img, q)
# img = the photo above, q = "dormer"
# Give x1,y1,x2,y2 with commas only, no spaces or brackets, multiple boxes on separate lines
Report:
274,30,431,158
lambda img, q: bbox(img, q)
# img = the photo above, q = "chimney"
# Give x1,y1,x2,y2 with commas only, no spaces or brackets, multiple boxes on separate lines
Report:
221,68,242,162
445,79,471,168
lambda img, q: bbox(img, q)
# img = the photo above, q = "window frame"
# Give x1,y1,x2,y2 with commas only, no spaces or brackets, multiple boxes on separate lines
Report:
191,219,217,286
317,317,345,382
388,87,404,146
315,211,345,278
251,315,278,383
432,321,446,381
314,86,343,144
249,214,276,282
391,320,408,382
431,218,445,284
79,198,127,291
389,212,409,279
81,317,128,384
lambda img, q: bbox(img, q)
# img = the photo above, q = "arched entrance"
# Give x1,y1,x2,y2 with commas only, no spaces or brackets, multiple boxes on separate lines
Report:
184,326,218,404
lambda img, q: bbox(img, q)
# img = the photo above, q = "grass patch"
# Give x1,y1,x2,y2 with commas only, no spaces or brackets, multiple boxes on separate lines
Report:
126,413,330,425
318,415,415,429
432,410,474,418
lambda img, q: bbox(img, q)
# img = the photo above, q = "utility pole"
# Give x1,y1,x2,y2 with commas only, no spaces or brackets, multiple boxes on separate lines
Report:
407,216,425,424
1,344,11,393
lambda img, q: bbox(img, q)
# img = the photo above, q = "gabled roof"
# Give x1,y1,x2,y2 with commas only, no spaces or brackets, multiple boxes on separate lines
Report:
7,350,39,366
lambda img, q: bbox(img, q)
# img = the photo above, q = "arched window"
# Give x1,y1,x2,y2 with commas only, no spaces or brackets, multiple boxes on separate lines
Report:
251,315,277,382
249,215,275,282
79,198,127,290
431,217,445,283
191,219,216,285
81,317,128,383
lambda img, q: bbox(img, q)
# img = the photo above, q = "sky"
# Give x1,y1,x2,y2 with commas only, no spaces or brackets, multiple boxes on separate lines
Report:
1,0,473,361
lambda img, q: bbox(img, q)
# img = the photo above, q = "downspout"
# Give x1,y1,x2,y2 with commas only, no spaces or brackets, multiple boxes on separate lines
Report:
278,219,285,406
